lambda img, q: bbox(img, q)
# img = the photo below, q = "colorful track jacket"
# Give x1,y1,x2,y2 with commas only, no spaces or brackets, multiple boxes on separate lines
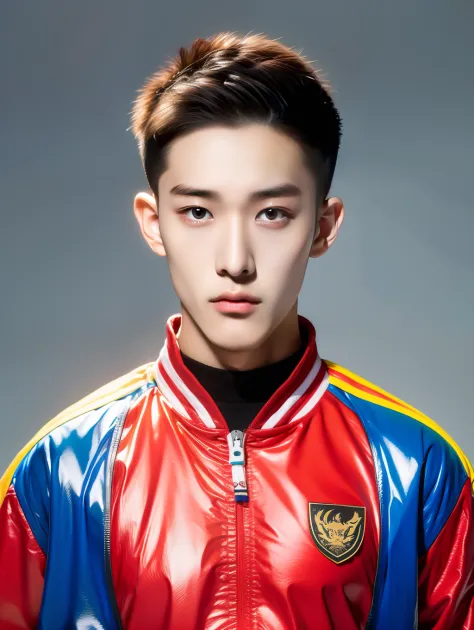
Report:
1,314,473,629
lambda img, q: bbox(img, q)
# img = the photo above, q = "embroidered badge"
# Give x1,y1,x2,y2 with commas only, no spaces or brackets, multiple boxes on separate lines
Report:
308,503,366,564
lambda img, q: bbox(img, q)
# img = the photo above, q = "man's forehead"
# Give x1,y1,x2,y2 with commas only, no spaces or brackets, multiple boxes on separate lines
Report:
165,125,307,169
159,125,317,201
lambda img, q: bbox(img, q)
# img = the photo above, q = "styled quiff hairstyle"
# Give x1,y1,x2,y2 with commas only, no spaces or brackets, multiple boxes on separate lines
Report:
130,32,342,200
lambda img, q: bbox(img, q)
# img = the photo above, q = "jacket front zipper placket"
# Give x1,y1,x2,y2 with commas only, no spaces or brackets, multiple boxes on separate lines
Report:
236,497,246,627
227,430,249,627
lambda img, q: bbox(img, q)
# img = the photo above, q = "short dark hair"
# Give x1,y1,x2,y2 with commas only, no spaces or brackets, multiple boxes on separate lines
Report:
130,31,342,200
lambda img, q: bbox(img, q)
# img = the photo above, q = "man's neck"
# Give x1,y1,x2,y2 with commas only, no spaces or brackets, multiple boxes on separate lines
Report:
176,305,302,371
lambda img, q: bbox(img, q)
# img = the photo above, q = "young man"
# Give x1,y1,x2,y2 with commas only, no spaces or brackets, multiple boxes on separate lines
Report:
0,32,472,630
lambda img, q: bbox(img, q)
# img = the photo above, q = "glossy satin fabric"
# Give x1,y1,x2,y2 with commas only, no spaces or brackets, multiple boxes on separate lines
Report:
418,478,474,629
0,486,45,629
111,387,380,629
0,314,473,629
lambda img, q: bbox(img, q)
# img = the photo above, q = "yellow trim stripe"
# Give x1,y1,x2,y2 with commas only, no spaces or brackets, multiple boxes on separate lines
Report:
327,361,474,483
0,362,156,507
327,361,417,412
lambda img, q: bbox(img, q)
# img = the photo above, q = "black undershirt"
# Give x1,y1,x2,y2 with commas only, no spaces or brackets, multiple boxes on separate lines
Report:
180,330,307,432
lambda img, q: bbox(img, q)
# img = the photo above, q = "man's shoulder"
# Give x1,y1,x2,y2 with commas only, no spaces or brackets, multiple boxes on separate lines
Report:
325,359,474,488
326,360,473,556
0,361,156,506
45,360,156,432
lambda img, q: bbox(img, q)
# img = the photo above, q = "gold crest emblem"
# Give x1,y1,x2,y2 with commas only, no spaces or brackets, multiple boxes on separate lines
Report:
308,503,366,564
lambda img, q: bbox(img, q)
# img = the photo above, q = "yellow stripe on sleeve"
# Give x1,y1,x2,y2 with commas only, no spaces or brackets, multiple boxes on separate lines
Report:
327,362,474,484
0,362,155,506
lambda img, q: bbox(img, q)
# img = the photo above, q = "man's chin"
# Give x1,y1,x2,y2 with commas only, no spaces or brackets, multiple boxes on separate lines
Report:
205,317,267,353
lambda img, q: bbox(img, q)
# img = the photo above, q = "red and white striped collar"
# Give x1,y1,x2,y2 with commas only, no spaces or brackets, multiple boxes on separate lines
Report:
154,313,328,431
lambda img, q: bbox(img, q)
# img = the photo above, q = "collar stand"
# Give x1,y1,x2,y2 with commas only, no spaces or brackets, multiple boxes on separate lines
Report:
154,314,328,431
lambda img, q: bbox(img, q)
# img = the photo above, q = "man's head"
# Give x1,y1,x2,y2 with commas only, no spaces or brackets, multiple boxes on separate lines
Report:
131,32,344,367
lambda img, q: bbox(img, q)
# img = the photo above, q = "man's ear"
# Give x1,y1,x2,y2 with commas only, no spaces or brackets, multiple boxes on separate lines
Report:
133,192,166,257
309,196,344,259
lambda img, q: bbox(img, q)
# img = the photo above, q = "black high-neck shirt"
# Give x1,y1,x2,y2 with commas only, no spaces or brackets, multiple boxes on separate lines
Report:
180,334,307,432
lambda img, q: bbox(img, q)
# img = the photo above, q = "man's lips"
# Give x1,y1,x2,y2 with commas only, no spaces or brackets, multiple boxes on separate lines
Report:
211,299,259,314
209,293,261,314
209,292,261,304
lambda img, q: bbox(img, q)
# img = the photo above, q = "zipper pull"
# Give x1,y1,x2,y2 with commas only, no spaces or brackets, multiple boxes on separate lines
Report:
227,430,249,502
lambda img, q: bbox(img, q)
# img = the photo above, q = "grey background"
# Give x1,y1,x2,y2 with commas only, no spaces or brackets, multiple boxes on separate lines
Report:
1,0,473,472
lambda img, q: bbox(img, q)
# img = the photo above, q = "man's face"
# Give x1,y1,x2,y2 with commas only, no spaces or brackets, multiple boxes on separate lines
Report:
136,124,343,356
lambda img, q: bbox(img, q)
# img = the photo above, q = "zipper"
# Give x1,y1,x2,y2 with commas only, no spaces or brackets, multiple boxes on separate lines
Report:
227,430,249,627
227,430,249,502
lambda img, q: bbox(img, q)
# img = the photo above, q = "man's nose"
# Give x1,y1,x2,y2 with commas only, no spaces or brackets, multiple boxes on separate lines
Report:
215,216,256,278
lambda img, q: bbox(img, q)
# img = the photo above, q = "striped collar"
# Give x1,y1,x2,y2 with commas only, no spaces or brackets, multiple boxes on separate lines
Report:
154,313,328,431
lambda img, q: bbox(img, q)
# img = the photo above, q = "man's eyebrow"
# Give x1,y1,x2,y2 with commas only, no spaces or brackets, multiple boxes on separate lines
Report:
169,183,302,201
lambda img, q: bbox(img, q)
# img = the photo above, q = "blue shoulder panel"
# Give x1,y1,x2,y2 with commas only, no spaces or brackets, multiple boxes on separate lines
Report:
12,383,151,630
328,384,467,630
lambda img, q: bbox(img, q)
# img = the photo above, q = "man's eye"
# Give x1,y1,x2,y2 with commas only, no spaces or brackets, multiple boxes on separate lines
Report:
182,207,212,222
257,208,288,222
